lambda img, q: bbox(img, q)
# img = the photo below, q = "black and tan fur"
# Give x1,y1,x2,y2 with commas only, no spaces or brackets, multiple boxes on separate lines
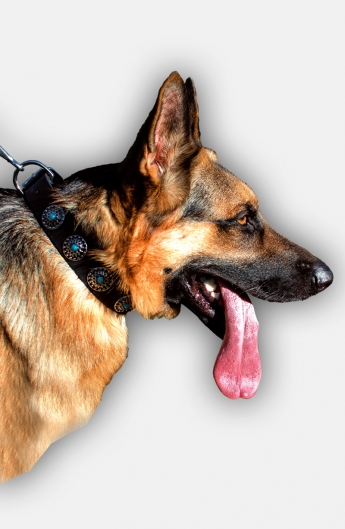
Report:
0,72,332,482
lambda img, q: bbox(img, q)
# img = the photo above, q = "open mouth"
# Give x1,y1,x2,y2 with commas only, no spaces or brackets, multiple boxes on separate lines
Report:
166,272,261,400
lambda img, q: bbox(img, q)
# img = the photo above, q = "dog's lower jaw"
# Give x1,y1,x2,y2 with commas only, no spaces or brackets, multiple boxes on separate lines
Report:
161,303,181,319
147,303,181,320
129,276,181,321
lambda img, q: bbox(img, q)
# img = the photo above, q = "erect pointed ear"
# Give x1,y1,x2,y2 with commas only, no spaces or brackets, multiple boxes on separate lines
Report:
141,72,200,186
185,77,201,145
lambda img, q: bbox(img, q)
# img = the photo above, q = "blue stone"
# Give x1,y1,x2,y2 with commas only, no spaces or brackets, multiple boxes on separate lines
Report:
70,243,79,252
123,302,131,309
96,276,104,284
48,211,56,220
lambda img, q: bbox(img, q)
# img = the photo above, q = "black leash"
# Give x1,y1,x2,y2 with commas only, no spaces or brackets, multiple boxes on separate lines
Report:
0,145,132,314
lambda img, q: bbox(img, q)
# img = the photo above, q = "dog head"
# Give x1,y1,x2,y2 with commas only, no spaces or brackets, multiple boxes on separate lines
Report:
115,72,332,314
69,72,333,398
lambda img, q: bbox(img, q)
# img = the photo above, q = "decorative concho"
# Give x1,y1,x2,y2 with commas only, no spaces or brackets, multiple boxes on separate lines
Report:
114,295,133,314
41,205,65,230
87,267,115,292
62,235,87,261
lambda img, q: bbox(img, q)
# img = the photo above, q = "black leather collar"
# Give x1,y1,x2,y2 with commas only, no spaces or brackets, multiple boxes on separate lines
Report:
23,167,132,314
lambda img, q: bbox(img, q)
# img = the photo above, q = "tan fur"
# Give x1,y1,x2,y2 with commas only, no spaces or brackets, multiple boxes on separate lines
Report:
0,212,127,482
0,71,331,482
116,149,259,319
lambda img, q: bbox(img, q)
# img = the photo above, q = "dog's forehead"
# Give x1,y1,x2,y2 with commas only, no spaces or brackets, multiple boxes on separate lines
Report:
187,149,258,220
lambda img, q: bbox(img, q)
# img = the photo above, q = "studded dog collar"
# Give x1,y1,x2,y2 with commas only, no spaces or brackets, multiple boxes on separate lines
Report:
0,146,132,314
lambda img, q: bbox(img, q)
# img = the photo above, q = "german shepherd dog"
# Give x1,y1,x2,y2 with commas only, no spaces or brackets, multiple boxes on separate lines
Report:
0,72,333,482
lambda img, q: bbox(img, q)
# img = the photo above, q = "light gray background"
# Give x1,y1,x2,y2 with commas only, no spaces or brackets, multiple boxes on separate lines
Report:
1,1,344,527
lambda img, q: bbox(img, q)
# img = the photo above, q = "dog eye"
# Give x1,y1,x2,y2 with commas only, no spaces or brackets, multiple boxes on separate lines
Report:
236,216,247,226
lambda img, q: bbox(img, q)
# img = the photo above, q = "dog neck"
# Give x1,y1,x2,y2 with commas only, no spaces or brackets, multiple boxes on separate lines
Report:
23,167,133,314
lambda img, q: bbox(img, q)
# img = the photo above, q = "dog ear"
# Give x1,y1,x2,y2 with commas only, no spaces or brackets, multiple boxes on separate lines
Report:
122,72,201,213
185,77,201,145
139,72,200,187
142,72,191,180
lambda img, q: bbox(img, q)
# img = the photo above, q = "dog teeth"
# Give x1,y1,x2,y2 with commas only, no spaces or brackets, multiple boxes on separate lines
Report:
200,276,217,292
198,275,221,298
205,280,217,292
211,291,220,300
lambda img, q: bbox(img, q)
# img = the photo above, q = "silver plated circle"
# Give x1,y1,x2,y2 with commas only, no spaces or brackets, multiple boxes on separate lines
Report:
87,267,115,292
114,295,133,314
41,205,65,230
62,235,87,261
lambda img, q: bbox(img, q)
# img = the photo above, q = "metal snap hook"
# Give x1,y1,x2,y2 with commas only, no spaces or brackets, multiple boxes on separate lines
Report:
0,144,24,171
13,160,55,195
0,144,55,196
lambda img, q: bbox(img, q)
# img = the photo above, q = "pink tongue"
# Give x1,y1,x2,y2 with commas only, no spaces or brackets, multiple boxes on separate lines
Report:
213,280,261,399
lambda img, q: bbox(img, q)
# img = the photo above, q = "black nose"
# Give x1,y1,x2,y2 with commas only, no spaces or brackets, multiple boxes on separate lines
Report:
312,263,333,292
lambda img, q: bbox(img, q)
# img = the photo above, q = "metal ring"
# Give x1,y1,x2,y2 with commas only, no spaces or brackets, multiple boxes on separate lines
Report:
13,160,55,196
87,267,115,292
41,205,65,230
114,295,133,314
62,235,88,261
